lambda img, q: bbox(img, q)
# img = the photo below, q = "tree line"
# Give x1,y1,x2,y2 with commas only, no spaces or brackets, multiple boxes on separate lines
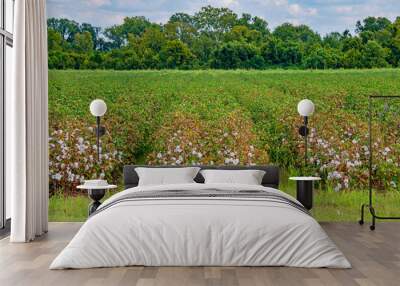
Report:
47,6,400,70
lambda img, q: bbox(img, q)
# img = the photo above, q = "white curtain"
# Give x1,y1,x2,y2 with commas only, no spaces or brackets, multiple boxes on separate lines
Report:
8,0,49,242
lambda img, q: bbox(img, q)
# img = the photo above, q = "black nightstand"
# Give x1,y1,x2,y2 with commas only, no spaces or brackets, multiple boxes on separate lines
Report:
289,177,321,210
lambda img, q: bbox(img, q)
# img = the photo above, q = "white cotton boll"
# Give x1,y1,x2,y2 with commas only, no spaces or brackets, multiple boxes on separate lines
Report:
224,158,231,164
53,173,62,181
233,159,239,165
157,153,163,159
197,152,203,158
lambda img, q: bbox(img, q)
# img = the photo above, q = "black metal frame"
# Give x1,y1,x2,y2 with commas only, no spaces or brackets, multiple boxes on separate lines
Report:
359,95,400,230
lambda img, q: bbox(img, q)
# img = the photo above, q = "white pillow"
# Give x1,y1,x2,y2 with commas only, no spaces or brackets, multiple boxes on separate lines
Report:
135,167,200,186
200,169,266,185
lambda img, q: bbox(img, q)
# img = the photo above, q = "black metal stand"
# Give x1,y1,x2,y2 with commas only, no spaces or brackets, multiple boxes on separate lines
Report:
296,180,313,210
95,116,106,162
359,95,400,230
88,189,106,216
298,116,309,175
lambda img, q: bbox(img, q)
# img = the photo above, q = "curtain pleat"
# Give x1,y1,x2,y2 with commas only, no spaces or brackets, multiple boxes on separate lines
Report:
10,0,49,242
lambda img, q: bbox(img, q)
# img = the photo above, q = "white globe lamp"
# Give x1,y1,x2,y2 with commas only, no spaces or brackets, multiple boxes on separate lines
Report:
297,99,315,117
90,99,107,117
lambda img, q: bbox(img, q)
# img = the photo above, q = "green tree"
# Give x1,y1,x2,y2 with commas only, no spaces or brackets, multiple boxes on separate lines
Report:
104,16,157,48
48,29,63,51
273,23,321,44
160,40,195,69
356,17,392,33
323,32,343,49
361,40,389,68
47,18,80,43
237,13,269,35
211,41,262,69
73,31,94,53
194,6,238,41
225,25,262,43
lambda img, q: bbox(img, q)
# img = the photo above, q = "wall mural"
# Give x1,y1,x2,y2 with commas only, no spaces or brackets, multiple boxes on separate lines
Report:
47,7,400,222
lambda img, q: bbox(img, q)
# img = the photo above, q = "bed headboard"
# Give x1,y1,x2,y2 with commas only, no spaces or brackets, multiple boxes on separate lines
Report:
123,165,280,189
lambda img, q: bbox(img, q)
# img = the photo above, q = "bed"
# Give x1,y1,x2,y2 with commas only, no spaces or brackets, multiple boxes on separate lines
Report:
50,165,351,269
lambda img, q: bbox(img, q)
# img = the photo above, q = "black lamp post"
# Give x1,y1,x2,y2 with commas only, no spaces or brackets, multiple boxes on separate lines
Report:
89,99,107,162
297,99,315,171
86,99,108,215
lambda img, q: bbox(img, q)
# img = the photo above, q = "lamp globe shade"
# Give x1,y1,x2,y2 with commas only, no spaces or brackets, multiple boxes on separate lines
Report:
90,99,107,117
297,99,315,117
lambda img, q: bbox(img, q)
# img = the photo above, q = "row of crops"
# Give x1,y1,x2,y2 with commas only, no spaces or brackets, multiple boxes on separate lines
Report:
48,69,400,193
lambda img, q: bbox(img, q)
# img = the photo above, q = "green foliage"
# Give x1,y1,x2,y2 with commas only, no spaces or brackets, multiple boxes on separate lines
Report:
211,41,261,69
160,40,195,69
47,9,400,70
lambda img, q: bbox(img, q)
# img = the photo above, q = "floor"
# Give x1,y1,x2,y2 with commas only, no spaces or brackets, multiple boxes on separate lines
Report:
0,222,399,286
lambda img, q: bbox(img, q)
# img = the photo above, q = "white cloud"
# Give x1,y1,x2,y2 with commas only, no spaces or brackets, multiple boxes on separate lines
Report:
46,0,400,35
288,4,317,17
335,6,353,14
288,4,301,16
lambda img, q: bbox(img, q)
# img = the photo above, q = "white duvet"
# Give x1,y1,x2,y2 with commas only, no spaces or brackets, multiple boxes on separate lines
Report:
50,183,351,269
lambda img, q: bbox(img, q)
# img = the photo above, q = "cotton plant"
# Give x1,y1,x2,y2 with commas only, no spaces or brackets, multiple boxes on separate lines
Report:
49,121,123,194
147,111,268,166
286,111,400,191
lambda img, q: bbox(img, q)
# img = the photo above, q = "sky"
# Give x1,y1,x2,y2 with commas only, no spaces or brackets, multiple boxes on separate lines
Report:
47,0,400,35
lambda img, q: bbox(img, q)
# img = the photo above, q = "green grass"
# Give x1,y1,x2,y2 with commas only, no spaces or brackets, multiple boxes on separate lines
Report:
48,184,400,222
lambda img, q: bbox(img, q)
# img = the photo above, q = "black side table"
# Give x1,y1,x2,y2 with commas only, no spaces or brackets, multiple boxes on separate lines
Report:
289,177,321,210
77,184,117,215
